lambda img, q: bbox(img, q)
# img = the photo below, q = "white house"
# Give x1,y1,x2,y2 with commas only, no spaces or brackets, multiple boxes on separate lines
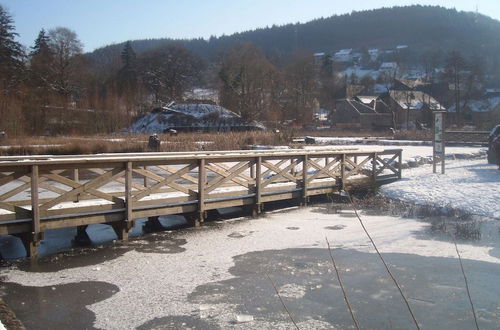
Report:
379,62,399,77
334,49,353,62
368,48,379,61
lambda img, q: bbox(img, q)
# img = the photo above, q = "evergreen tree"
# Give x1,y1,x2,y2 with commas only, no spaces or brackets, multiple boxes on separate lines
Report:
118,41,138,92
120,41,137,73
0,5,25,92
30,29,51,56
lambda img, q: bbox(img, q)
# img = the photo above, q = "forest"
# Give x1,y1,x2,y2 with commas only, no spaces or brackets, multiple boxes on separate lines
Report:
1,4,499,136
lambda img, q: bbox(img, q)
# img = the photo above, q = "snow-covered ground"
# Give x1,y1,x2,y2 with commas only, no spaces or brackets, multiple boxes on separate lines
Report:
380,159,500,219
1,202,499,329
304,143,486,166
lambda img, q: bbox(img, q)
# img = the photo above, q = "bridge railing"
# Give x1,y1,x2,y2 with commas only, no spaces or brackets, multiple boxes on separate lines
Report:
0,148,402,257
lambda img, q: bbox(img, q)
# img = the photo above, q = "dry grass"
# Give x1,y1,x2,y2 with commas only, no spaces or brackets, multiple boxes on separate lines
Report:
0,129,430,156
0,131,287,156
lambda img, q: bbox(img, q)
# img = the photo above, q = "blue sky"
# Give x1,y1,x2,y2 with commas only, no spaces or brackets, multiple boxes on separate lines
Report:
2,0,500,52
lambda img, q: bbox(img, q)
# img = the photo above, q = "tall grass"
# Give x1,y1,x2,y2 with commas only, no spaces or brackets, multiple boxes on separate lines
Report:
0,129,431,156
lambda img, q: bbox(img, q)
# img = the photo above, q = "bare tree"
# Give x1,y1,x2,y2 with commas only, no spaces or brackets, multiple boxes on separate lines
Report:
140,44,204,104
445,50,465,125
48,27,84,96
219,43,279,121
281,50,318,125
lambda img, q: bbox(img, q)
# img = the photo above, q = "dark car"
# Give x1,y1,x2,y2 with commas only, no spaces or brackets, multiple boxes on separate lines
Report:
487,124,500,164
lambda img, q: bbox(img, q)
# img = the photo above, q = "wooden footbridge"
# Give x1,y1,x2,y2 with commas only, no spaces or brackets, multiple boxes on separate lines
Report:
0,148,402,257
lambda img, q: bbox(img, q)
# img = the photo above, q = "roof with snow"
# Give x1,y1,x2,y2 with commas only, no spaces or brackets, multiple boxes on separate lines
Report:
183,88,219,103
343,67,379,79
335,49,353,55
390,90,445,111
165,104,240,120
380,62,398,70
355,96,378,105
340,99,378,114
448,97,500,113
129,103,264,133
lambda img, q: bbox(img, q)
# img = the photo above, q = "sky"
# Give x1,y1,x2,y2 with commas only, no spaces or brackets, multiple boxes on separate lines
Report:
2,0,500,52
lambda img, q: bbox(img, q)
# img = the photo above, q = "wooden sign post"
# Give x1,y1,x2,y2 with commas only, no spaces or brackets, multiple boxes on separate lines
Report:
433,111,446,174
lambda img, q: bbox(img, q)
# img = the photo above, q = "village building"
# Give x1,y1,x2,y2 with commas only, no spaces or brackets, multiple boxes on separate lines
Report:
333,48,354,62
386,90,445,128
448,97,500,127
332,98,392,130
130,103,264,133
368,48,379,61
379,62,399,77
313,108,330,123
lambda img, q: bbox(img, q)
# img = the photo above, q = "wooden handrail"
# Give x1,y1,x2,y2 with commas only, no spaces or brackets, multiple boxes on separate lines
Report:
0,148,403,258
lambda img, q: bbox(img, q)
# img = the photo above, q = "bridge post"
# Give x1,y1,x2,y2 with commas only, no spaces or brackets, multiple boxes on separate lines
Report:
25,165,42,258
254,156,263,214
112,161,134,240
196,158,206,226
397,150,402,179
372,152,377,184
72,169,80,202
340,154,346,191
143,166,148,187
302,155,308,205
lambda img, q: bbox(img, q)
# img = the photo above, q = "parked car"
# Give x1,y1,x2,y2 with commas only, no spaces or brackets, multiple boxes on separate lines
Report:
487,124,500,164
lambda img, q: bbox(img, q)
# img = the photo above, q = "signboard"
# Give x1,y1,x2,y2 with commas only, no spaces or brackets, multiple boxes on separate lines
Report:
433,111,446,174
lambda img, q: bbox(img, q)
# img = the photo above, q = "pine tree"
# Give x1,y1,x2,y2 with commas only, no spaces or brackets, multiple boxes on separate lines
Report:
120,41,137,73
30,29,50,56
0,5,25,91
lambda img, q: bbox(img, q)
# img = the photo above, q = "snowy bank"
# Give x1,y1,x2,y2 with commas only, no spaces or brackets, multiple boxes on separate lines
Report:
380,159,500,219
303,144,486,168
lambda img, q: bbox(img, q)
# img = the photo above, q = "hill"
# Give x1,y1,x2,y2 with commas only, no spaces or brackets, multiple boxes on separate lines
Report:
89,5,500,65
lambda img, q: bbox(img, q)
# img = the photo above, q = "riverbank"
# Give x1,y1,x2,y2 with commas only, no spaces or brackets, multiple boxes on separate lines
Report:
379,159,499,219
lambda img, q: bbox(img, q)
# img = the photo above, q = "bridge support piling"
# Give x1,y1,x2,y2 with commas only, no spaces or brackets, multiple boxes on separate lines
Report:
15,232,43,258
186,211,205,227
143,216,164,233
73,225,91,246
111,221,133,241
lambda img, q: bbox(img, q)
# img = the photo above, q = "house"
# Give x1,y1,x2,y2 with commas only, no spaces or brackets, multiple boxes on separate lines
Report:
334,49,353,62
379,62,399,76
354,95,378,107
485,88,500,98
392,78,429,91
333,98,392,130
368,48,379,61
387,90,445,128
183,88,219,104
313,52,326,66
448,97,500,127
313,108,330,123
343,66,379,81
130,103,264,133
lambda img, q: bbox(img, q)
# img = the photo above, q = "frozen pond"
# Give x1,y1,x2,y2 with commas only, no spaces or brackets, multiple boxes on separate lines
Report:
1,200,499,329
